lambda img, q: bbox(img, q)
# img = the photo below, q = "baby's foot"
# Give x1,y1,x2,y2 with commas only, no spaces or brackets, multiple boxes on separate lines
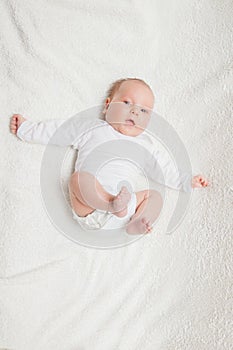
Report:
10,114,26,134
126,217,153,235
109,186,131,218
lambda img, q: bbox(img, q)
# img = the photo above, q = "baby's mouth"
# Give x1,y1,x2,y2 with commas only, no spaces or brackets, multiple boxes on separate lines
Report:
125,119,135,126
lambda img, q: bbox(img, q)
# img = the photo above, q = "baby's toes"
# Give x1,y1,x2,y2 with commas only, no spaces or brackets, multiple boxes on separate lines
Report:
126,191,131,199
121,186,128,193
146,223,152,233
143,218,152,229
117,193,123,200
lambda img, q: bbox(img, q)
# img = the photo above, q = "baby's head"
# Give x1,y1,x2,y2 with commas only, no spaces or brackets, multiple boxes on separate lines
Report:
102,78,155,137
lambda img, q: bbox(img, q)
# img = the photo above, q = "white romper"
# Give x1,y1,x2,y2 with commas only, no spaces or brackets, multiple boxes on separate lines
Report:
17,115,192,230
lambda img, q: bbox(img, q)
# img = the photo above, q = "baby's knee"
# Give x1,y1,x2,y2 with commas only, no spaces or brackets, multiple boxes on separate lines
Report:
148,189,163,204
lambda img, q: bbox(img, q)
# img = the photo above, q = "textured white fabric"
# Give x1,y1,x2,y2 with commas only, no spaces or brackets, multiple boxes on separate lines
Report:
1,1,232,349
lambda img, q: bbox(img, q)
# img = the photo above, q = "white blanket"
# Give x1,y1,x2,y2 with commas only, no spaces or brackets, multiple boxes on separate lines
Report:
1,0,232,349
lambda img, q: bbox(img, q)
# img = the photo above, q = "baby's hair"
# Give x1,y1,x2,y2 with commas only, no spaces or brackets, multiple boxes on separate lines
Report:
100,77,153,120
106,77,152,101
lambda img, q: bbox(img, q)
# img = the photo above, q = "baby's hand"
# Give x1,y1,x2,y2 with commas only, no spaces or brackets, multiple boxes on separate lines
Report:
10,114,26,134
192,174,210,188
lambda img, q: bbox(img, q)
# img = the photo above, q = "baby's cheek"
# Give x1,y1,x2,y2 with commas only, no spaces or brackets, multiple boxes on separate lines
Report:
111,109,126,123
140,119,149,129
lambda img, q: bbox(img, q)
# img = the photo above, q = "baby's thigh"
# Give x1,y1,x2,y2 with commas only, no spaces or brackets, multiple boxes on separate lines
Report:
135,189,163,210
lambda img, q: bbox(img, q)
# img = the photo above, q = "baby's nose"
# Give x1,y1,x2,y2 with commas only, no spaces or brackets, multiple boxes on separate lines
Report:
131,106,139,115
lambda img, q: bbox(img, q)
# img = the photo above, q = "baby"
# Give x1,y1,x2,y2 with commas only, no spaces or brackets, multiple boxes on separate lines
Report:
10,78,209,234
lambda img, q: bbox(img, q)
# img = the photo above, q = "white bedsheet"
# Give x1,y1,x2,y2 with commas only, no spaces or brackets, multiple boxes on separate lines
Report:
0,0,232,349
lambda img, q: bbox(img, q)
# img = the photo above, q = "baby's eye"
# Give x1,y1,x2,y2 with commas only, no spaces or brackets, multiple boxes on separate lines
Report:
123,101,130,105
140,108,148,113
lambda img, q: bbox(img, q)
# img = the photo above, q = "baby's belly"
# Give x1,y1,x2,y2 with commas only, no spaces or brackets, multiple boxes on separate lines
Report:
97,160,140,195
97,175,134,195
77,158,141,195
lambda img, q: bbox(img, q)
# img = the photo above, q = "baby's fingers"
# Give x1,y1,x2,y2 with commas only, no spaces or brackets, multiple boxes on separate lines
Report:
10,117,17,134
196,175,209,186
200,179,209,187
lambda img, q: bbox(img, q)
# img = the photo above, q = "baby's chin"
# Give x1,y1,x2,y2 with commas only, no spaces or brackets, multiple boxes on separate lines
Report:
112,123,145,137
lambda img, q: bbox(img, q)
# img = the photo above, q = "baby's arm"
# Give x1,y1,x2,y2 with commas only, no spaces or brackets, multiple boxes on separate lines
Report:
145,148,209,192
11,112,99,150
10,113,72,146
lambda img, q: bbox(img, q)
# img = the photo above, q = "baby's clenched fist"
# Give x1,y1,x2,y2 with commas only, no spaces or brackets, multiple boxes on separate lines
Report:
10,114,26,134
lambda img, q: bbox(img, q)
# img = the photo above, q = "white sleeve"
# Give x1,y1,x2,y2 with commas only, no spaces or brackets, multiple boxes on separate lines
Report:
16,116,101,149
145,148,193,193
16,119,69,145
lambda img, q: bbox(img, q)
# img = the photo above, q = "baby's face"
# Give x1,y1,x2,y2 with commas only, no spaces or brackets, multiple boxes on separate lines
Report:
104,80,154,137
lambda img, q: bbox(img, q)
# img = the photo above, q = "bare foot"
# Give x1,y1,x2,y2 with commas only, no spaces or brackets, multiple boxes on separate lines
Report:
109,186,131,218
126,217,153,235
10,114,26,134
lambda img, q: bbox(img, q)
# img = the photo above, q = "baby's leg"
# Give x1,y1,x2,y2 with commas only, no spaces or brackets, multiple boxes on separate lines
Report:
126,189,163,235
69,171,131,218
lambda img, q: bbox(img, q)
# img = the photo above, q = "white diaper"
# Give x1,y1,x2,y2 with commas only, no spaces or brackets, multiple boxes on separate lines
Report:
72,192,137,231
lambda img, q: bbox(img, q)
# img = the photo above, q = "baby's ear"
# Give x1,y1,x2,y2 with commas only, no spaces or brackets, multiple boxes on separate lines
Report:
105,98,110,108
103,98,110,114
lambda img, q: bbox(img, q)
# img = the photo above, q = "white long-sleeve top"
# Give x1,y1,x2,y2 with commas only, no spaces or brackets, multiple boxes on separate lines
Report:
17,116,192,195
